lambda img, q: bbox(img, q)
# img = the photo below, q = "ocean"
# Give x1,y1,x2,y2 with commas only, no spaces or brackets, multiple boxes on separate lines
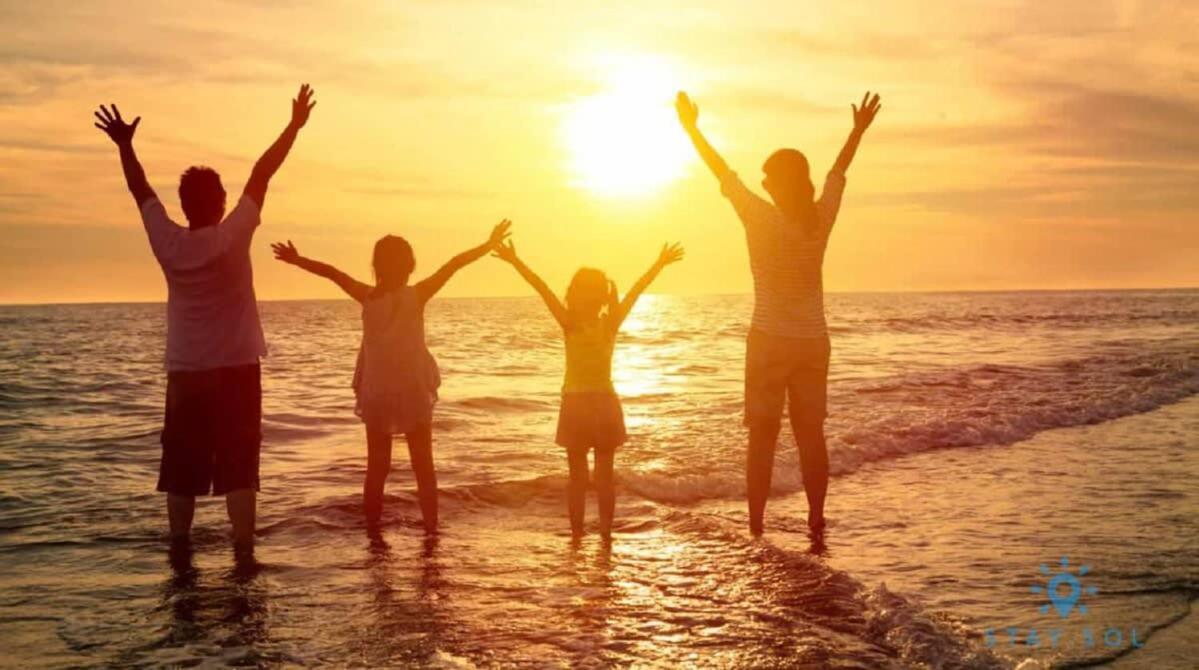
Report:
1,290,1196,668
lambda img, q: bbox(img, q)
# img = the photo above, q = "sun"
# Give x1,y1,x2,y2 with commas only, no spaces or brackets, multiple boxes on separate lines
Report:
562,54,693,198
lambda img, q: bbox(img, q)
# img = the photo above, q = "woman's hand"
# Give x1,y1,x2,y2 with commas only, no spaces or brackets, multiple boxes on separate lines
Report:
271,240,301,264
657,242,685,267
488,219,513,249
491,239,518,264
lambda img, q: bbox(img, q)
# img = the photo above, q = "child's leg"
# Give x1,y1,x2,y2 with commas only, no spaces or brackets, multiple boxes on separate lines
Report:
566,447,589,537
364,426,393,524
405,424,439,534
594,448,615,539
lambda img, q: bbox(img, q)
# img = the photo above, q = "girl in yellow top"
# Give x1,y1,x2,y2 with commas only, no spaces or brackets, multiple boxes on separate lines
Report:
493,240,684,539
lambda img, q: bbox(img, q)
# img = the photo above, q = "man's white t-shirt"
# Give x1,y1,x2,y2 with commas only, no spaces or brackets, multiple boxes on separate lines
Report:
139,194,267,372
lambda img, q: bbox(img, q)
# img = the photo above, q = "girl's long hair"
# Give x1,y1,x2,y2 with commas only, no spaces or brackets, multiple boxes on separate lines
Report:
564,267,612,326
371,235,415,296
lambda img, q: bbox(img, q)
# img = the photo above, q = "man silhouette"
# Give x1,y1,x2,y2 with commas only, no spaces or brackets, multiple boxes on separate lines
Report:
94,84,316,552
676,90,880,537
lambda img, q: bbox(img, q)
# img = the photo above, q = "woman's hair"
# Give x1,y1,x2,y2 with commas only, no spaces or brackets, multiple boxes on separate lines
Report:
762,148,818,229
372,235,415,293
565,267,613,321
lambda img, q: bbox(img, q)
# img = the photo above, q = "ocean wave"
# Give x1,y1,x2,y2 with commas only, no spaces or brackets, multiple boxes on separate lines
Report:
622,347,1199,505
442,396,555,412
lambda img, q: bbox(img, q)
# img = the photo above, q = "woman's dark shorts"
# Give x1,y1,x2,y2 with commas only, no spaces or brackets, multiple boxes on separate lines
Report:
158,363,262,496
744,330,830,431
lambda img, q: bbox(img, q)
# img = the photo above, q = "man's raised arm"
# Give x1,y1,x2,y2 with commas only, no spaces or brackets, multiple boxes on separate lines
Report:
831,91,881,175
244,84,316,210
675,91,731,180
94,104,156,208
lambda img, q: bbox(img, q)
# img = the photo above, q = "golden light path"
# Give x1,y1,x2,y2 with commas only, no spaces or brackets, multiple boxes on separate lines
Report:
561,53,694,198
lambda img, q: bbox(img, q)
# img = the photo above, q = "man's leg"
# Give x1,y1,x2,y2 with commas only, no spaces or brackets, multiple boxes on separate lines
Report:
747,423,781,535
225,488,256,550
167,494,196,541
789,416,828,533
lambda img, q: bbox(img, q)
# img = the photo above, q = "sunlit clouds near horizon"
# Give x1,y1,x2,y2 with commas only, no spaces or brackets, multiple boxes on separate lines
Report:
1,0,1196,304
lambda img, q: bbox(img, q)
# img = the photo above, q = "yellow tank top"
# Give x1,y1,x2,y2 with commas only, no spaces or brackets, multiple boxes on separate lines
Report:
562,318,616,394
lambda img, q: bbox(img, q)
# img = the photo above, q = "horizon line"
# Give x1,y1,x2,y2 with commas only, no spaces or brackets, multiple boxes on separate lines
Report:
3,285,1197,308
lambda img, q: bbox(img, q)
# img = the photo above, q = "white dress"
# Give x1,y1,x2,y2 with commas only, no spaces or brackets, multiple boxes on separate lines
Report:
352,286,440,434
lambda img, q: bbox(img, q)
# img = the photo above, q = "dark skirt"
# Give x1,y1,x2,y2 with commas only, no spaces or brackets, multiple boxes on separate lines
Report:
555,391,627,453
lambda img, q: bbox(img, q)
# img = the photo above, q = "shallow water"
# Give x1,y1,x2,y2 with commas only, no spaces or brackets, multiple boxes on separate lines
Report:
1,290,1196,667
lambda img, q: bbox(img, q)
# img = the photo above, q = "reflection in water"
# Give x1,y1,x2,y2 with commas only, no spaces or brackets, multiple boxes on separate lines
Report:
163,541,200,646
562,538,618,663
157,541,271,662
359,529,449,666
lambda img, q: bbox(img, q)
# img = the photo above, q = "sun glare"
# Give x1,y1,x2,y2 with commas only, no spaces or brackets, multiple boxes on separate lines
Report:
562,54,693,198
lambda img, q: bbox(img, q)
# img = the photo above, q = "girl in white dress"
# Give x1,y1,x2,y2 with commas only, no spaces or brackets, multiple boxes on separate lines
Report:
272,220,511,532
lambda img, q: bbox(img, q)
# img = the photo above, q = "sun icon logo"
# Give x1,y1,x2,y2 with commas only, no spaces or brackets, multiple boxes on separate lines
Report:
1030,556,1099,618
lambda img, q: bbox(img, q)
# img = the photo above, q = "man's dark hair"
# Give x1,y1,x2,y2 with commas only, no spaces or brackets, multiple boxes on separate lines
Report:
178,166,226,228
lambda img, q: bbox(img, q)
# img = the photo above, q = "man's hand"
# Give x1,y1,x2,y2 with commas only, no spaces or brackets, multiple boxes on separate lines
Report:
675,91,699,129
487,219,513,250
94,104,140,146
491,239,518,264
291,84,316,129
271,240,301,264
852,91,882,133
657,242,685,267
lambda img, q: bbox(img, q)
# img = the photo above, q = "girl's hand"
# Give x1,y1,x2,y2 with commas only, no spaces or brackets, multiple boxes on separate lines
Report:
657,242,685,266
675,91,699,129
290,84,317,129
271,240,301,264
491,239,518,264
852,91,881,133
488,219,513,249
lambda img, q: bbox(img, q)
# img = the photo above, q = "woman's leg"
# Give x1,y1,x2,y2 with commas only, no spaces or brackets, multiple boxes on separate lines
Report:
364,426,393,525
566,447,589,538
594,448,615,539
405,424,439,534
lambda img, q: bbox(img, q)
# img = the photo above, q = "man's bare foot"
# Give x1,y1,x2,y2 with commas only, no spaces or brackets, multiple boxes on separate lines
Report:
808,515,826,539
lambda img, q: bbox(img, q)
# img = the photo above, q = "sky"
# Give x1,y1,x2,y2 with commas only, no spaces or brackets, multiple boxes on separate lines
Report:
1,0,1197,304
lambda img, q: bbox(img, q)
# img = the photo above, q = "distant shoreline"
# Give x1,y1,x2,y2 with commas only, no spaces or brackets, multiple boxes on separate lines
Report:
2,286,1198,308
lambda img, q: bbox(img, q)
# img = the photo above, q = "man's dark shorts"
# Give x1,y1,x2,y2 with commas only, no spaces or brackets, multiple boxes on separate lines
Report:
745,329,830,431
158,363,261,496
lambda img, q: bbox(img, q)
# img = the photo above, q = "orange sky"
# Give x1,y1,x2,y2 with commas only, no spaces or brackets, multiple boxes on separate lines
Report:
1,1,1197,304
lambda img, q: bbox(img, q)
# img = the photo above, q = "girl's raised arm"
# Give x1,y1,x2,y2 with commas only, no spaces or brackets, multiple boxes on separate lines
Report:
272,240,371,302
493,240,569,329
415,219,511,303
612,242,684,327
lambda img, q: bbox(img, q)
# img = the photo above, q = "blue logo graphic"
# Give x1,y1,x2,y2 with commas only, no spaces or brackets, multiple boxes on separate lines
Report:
1030,556,1098,618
